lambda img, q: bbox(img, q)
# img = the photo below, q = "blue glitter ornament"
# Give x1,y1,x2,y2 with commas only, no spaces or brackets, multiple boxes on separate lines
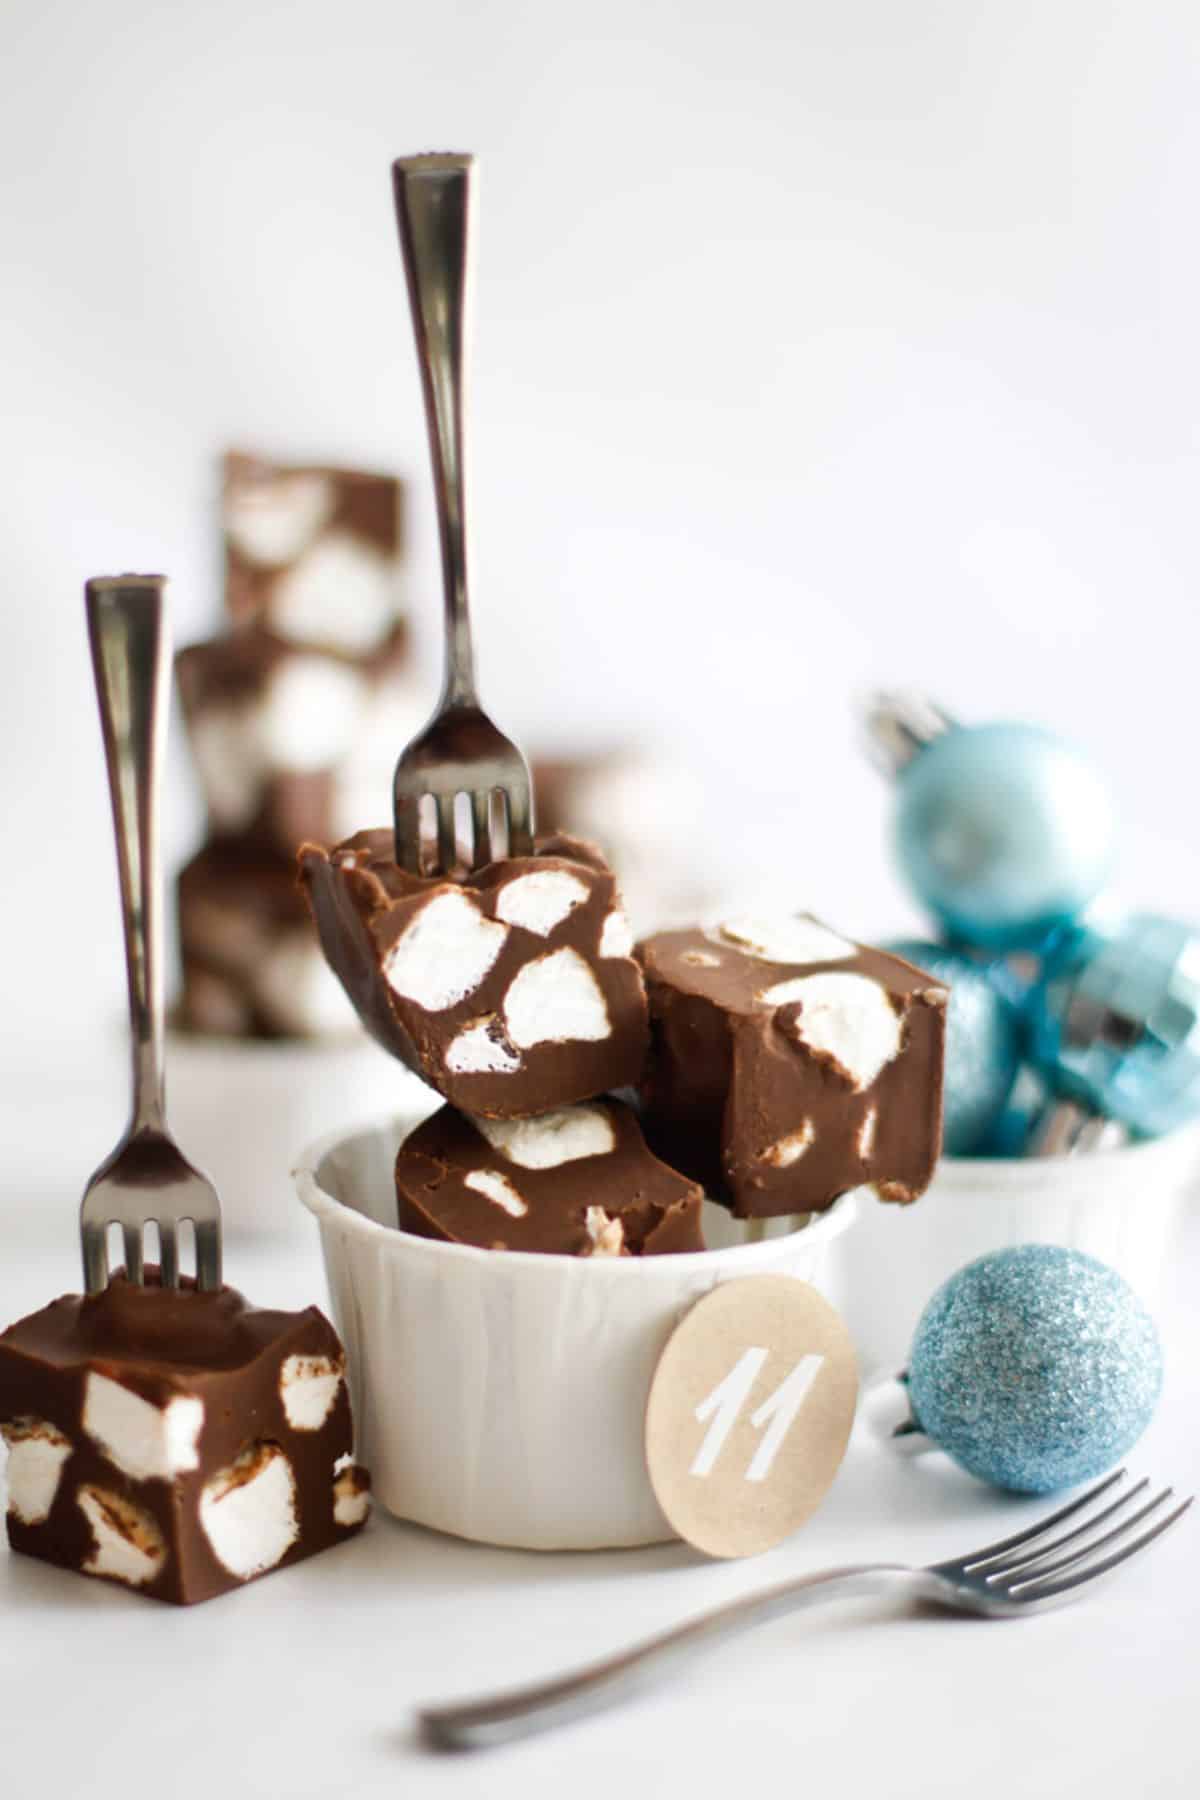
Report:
885,941,1022,1154
907,1245,1162,1493
1027,911,1200,1140
866,696,1116,952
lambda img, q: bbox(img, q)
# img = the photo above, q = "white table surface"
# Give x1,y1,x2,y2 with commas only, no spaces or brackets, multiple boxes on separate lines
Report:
2,1047,1198,1800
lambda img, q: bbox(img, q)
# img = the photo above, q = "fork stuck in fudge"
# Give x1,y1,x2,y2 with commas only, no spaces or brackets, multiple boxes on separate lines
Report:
0,1273,370,1605
299,808,947,1251
299,829,649,1118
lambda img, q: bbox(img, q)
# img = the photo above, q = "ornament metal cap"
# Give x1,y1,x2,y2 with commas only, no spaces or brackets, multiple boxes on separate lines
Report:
861,690,957,775
861,1369,934,1455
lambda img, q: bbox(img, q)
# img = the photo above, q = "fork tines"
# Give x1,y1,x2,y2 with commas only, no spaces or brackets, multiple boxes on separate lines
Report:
959,1469,1194,1603
392,726,534,877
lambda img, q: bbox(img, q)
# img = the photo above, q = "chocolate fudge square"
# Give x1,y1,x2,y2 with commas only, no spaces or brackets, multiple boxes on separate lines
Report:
221,450,404,657
299,829,649,1118
0,1275,369,1605
638,916,947,1217
175,623,411,855
396,1098,705,1256
177,840,350,1040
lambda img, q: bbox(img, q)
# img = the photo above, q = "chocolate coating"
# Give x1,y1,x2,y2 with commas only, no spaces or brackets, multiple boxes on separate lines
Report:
0,1274,369,1605
299,829,650,1118
396,1098,705,1255
638,920,947,1216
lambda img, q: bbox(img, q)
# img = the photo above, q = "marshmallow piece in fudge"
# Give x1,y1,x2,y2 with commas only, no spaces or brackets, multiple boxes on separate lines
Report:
0,1275,369,1606
176,625,424,856
222,451,405,657
177,841,351,1040
638,918,947,1216
299,830,649,1118
395,1097,705,1254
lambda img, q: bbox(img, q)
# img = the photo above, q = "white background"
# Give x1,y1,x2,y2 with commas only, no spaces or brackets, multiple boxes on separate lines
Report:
3,0,1199,1053
3,10,1200,1793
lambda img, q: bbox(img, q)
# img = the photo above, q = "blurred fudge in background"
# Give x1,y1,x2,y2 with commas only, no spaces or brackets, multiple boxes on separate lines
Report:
176,451,424,1040
531,749,720,935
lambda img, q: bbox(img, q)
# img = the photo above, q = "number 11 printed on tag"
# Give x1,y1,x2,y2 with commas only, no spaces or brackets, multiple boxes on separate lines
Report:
645,1275,859,1558
691,1350,826,1482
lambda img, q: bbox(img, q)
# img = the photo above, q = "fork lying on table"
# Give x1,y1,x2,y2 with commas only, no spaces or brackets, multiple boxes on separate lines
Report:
79,574,222,1294
390,153,533,878
419,1468,1192,1750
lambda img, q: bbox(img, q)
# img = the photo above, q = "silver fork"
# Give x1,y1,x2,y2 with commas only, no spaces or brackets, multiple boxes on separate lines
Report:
419,1469,1192,1750
390,152,533,877
79,575,222,1294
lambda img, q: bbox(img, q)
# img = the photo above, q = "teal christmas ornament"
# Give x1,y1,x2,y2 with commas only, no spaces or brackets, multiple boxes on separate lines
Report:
975,1064,1050,1158
907,1245,1162,1493
884,941,1021,1154
865,695,1116,952
1027,912,1200,1140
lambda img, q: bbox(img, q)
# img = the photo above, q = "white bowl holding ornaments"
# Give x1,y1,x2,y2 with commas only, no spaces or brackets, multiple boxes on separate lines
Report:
294,1108,856,1552
831,927,1200,1372
832,1122,1200,1376
834,698,1200,1373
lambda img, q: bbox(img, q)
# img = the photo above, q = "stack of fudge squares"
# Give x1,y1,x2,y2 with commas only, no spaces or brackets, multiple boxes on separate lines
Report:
175,451,425,1040
300,829,950,1250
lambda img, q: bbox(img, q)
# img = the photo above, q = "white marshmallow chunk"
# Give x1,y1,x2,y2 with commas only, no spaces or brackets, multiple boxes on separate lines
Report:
1,1419,72,1525
761,1122,815,1168
858,1108,878,1160
585,1207,625,1256
225,472,335,568
256,936,351,1037
464,1169,528,1218
83,1374,204,1483
718,916,856,967
259,656,369,772
78,1486,167,1587
496,870,589,937
503,948,611,1048
333,1463,371,1528
272,532,397,655
384,891,508,1012
279,1354,344,1431
763,972,902,1091
599,909,635,958
199,1444,299,1579
475,1105,617,1169
190,709,264,831
444,1017,522,1075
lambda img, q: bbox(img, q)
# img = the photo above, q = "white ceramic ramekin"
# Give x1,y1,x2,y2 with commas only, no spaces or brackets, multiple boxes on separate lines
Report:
294,1112,856,1551
826,1124,1200,1378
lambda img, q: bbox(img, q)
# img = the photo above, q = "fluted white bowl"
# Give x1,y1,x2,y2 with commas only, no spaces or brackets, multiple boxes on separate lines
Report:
294,1110,857,1551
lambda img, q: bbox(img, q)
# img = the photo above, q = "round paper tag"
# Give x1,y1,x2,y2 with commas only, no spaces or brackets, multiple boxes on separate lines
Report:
645,1275,859,1559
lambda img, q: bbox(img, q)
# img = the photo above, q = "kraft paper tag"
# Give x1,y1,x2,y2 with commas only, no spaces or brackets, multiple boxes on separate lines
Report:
645,1275,859,1559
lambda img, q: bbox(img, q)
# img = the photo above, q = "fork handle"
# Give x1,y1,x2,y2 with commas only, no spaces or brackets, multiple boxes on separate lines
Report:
86,576,170,1135
392,153,478,709
418,1562,914,1751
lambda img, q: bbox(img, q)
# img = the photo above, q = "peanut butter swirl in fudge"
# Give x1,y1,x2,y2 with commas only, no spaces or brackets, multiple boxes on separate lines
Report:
637,916,948,1217
0,1275,369,1606
299,830,649,1118
395,1098,705,1255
